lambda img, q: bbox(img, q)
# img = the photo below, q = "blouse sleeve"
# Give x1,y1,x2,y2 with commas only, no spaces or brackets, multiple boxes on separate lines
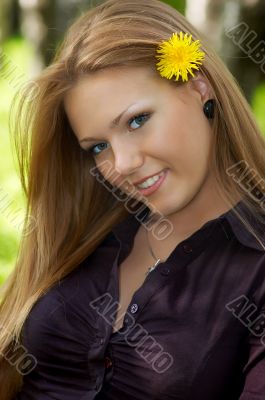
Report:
239,306,265,399
16,286,102,400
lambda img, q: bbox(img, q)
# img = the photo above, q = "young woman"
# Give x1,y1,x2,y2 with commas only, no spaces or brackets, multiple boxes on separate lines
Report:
1,0,265,398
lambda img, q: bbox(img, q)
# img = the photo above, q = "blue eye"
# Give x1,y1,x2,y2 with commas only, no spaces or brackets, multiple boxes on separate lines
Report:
128,113,150,130
86,112,151,156
87,143,109,156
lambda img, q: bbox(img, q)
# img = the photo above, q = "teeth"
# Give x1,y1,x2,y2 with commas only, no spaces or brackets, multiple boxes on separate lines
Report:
137,171,164,189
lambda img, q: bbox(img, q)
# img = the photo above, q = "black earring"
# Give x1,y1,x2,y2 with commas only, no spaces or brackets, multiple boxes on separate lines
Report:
203,99,215,119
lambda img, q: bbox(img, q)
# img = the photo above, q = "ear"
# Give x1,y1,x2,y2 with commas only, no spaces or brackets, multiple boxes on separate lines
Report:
187,72,213,104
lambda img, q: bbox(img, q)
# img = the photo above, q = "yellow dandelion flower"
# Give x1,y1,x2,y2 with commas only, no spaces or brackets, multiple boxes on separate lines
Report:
155,31,205,82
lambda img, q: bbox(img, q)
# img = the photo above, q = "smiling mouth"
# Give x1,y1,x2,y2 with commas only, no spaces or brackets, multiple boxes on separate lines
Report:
134,168,169,196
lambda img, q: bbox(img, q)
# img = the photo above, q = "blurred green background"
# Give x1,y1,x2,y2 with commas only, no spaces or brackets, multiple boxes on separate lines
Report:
0,0,265,285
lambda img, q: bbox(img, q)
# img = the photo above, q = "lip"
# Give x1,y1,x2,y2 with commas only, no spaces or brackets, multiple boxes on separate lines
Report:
132,169,166,186
135,168,169,197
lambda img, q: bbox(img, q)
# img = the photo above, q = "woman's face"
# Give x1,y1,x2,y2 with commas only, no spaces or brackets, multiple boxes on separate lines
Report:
64,66,218,223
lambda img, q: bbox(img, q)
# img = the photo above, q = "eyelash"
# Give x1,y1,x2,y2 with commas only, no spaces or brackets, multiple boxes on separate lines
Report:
86,112,151,156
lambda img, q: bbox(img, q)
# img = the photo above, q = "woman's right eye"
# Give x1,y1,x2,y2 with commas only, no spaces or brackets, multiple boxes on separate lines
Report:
87,143,109,156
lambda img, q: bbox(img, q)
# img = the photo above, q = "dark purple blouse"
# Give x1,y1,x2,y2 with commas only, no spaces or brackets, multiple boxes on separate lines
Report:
16,200,265,400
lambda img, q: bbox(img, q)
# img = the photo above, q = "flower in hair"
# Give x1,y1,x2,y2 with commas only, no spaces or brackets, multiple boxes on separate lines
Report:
155,31,205,82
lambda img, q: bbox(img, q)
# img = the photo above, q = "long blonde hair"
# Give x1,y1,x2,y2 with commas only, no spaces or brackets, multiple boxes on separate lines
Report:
1,0,265,397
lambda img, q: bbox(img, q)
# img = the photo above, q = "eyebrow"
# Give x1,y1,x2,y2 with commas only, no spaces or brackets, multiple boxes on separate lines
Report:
80,103,136,143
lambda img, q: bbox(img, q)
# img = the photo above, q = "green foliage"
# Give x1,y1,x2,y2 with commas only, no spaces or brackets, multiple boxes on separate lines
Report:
0,36,34,285
161,0,186,15
252,82,265,135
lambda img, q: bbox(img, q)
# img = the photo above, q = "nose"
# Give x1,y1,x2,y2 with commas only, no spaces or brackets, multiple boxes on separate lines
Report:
112,140,144,177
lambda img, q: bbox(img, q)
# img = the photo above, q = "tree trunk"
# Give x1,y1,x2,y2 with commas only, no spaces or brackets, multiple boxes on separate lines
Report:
0,0,20,44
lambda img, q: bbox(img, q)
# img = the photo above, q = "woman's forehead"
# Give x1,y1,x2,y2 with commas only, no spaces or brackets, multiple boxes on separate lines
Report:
64,68,173,112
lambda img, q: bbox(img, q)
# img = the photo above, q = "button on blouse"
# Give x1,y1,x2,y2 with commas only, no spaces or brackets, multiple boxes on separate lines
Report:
130,303,139,313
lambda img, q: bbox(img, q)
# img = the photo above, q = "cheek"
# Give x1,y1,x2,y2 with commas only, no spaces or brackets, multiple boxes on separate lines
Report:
94,160,114,185
166,110,211,169
96,161,130,190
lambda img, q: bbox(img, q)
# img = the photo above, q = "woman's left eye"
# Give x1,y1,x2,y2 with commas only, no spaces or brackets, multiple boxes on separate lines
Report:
128,113,151,130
